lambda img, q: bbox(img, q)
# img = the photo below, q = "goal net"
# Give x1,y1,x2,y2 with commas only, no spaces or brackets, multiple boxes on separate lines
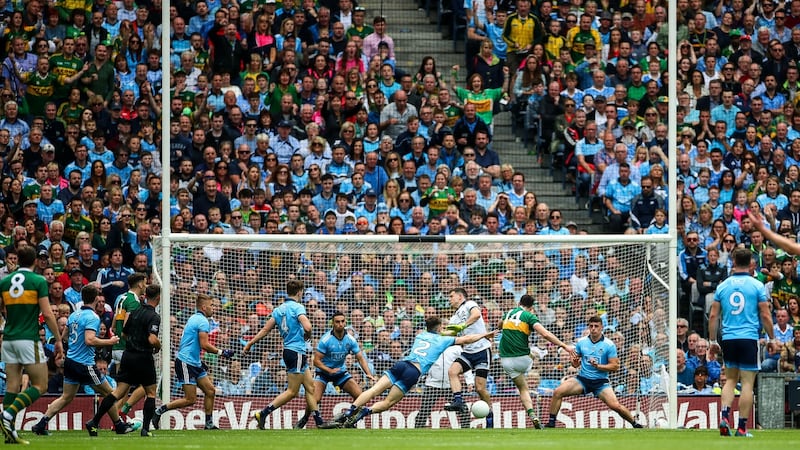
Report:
153,234,671,429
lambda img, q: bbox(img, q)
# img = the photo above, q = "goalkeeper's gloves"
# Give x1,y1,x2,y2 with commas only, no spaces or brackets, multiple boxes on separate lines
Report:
446,323,467,333
219,349,235,359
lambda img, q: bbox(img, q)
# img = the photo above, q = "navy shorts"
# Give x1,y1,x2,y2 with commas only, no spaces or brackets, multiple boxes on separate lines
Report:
721,339,759,371
63,357,105,386
575,375,612,397
283,349,309,374
315,369,352,387
175,358,209,386
456,348,491,373
385,361,421,394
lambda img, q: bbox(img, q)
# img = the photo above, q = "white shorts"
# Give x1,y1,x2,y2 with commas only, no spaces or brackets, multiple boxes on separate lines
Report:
501,355,532,379
2,340,45,365
112,349,124,366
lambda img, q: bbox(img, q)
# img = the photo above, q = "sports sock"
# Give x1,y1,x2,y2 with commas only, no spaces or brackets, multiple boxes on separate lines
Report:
205,413,213,425
8,387,40,416
721,407,730,420
155,405,168,415
262,404,276,416
737,418,747,431
142,397,156,432
526,409,535,417
121,403,132,415
2,393,16,411
453,392,462,403
92,393,119,424
548,415,557,427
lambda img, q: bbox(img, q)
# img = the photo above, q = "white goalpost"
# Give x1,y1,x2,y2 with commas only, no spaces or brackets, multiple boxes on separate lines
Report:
152,233,674,429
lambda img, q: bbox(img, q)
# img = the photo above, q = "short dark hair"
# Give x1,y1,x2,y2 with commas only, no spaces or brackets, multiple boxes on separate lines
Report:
519,294,534,308
81,284,100,305
425,316,442,332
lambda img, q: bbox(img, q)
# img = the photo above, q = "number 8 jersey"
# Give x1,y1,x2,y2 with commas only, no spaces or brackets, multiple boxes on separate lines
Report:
713,272,769,341
0,268,49,341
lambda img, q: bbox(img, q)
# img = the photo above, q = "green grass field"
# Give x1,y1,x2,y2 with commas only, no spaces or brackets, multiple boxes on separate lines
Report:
21,429,800,449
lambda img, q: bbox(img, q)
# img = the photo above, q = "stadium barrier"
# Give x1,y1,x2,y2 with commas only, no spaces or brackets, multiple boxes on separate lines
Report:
16,395,750,430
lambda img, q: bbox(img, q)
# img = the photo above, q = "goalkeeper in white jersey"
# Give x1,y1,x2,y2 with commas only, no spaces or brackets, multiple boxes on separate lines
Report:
442,288,495,427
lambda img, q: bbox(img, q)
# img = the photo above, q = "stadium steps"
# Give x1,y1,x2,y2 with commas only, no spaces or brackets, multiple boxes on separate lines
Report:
378,0,603,232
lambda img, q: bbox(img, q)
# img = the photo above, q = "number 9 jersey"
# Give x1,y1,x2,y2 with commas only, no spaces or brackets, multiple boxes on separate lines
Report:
713,272,769,341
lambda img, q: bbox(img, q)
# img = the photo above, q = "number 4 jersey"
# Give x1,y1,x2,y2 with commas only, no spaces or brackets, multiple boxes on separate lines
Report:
0,268,49,341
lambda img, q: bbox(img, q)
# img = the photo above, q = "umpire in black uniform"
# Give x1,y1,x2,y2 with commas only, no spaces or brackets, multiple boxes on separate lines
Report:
86,284,162,438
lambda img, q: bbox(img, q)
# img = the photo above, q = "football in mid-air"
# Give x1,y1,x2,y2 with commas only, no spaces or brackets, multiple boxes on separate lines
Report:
471,400,490,418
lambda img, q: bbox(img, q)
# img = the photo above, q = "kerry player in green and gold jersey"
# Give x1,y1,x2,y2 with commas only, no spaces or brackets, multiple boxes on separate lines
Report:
0,245,63,444
498,294,575,429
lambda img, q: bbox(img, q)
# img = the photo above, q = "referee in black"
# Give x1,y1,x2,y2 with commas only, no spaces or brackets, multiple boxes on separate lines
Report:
86,284,162,438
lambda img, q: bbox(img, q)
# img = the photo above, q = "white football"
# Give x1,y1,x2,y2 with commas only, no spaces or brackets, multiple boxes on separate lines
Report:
129,418,143,431
471,400,490,418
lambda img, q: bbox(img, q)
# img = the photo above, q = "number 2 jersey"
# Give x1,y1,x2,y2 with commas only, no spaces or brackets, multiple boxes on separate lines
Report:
404,331,456,375
713,272,769,341
448,299,491,353
0,268,48,341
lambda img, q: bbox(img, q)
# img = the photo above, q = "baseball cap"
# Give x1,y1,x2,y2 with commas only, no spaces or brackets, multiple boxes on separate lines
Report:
622,121,637,129
42,143,55,153
600,11,612,20
740,34,752,41
324,209,337,218
566,221,578,229
69,268,83,276
23,199,37,207
365,188,377,197
110,102,122,111
657,96,669,103
594,95,606,103
277,119,292,128
622,12,633,19
37,248,49,257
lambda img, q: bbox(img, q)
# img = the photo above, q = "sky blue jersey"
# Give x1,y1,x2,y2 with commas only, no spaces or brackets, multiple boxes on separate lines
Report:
67,307,101,365
317,330,360,371
575,335,618,380
713,272,768,341
404,331,456,375
177,311,211,367
272,300,308,353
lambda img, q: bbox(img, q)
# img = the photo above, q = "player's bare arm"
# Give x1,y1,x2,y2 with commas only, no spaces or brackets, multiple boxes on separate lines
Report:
243,317,276,353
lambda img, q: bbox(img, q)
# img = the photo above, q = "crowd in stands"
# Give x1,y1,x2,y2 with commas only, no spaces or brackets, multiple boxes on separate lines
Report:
1,0,797,401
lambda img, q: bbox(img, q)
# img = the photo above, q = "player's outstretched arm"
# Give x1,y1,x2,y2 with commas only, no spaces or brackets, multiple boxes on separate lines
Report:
454,330,497,346
533,323,575,359
748,210,800,255
243,317,276,353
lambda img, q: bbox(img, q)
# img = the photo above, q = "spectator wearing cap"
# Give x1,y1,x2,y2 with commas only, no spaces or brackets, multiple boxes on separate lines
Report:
317,209,339,234
363,16,395,62
354,188,380,224
268,120,301,164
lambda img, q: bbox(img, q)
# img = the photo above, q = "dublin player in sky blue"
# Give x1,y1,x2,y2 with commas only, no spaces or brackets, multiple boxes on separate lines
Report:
151,294,234,430
295,311,375,429
546,316,644,429
709,246,777,438
31,285,131,436
243,279,323,429
320,316,496,429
